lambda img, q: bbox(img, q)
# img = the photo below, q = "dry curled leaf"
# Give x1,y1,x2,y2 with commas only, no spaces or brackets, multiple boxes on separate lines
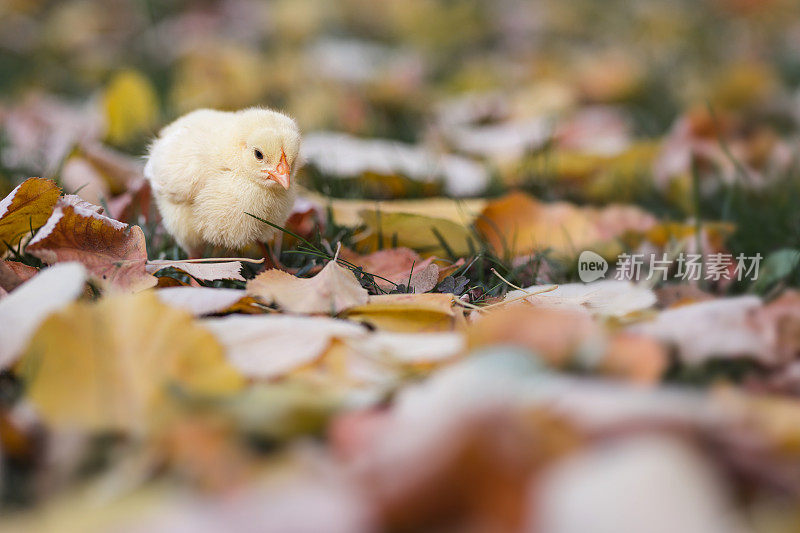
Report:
26,197,156,292
147,260,246,282
0,177,60,253
247,259,368,315
18,292,244,432
58,194,105,213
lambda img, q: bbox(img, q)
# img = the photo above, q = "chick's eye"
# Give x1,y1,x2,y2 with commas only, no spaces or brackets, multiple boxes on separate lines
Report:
254,149,264,160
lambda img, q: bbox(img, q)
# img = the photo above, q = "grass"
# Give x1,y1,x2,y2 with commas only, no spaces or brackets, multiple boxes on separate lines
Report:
5,155,799,299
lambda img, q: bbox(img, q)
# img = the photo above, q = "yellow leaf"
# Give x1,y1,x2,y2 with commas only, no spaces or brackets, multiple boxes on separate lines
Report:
344,293,457,332
103,70,158,145
300,191,484,228
358,210,474,257
0,177,60,253
18,292,244,432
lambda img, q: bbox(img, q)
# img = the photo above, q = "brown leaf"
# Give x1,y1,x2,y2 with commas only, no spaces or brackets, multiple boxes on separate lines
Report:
59,156,110,207
155,274,202,288
0,260,38,293
340,247,439,293
106,178,155,225
26,198,156,292
247,259,368,315
284,196,325,241
0,177,60,253
78,141,145,191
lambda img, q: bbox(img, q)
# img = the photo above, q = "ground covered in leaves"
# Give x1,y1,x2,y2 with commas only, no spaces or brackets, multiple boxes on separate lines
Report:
3,0,800,532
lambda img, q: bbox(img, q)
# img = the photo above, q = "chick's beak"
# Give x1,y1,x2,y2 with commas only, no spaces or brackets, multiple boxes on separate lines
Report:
263,148,291,189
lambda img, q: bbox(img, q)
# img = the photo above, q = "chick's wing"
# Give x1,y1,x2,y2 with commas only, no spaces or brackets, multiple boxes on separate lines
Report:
145,123,209,205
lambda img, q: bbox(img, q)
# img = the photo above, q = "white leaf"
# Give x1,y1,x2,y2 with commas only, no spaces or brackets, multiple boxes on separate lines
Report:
630,296,769,364
203,315,366,378
146,260,245,281
156,287,246,316
505,280,656,317
0,263,86,368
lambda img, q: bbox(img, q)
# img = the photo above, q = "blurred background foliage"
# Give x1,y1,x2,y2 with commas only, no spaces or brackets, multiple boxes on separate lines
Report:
3,0,800,144
1,0,800,281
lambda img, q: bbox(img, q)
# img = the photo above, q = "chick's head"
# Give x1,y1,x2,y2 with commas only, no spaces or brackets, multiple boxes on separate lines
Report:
240,114,301,190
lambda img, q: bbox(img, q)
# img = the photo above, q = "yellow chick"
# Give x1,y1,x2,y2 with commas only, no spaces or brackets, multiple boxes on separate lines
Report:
145,107,300,257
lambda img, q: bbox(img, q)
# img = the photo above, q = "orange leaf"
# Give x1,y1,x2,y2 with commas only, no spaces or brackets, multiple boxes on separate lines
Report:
26,199,156,292
475,191,655,257
0,177,60,252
